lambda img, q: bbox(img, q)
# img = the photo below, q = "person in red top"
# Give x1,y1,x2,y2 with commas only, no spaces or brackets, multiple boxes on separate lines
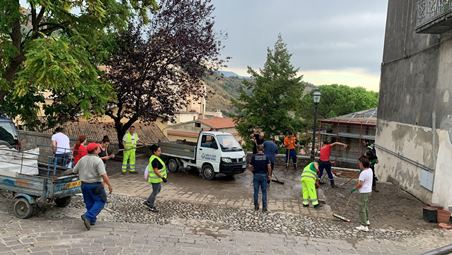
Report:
319,140,347,188
73,135,88,166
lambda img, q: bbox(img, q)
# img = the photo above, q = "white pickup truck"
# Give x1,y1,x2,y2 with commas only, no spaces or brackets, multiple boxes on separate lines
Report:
159,131,247,180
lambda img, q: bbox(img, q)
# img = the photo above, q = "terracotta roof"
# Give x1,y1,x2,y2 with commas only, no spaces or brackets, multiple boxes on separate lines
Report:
199,117,236,129
42,121,167,145
167,130,199,138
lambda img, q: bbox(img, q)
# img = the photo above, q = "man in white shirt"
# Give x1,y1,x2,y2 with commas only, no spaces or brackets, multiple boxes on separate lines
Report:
354,155,373,232
51,127,71,168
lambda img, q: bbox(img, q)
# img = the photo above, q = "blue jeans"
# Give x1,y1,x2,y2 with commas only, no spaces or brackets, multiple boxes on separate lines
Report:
319,160,334,185
81,182,107,224
253,174,268,208
285,149,297,165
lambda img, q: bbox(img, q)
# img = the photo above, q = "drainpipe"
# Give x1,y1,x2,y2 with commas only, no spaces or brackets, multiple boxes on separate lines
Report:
432,111,437,169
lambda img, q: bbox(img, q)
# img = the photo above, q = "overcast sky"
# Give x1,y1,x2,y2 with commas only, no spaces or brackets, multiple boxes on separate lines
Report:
211,0,388,91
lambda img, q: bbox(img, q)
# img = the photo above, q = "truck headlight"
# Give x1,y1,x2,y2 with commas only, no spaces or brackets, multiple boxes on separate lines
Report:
221,157,232,163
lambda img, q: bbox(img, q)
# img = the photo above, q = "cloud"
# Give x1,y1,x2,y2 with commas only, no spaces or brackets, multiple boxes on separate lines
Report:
212,0,388,88
222,66,380,92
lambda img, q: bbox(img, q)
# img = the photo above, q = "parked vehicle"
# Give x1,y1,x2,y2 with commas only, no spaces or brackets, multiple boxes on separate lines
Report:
0,146,81,219
0,114,20,149
159,131,247,180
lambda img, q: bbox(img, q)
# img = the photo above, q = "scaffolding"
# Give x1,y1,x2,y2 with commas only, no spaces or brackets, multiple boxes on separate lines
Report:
319,108,377,168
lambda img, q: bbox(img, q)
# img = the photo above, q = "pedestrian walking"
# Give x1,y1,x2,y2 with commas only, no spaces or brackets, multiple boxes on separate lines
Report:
300,161,321,208
249,145,272,212
353,155,373,232
51,127,71,168
283,132,297,169
122,126,139,174
98,135,115,165
318,140,347,188
73,135,87,166
73,143,113,230
363,140,379,192
144,144,168,213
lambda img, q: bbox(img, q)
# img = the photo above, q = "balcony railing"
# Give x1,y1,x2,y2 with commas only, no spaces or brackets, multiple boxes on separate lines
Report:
416,0,452,34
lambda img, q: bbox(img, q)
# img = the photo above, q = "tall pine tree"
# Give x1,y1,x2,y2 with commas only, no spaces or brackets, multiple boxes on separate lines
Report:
233,35,305,143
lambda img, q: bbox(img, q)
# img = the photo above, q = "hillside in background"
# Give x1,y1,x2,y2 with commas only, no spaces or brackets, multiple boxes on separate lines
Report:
203,72,317,116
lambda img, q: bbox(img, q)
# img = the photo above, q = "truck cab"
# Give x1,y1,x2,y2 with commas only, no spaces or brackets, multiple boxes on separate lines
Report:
0,115,20,149
160,131,247,180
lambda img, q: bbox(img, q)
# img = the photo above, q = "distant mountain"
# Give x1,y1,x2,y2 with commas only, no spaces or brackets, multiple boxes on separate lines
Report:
203,74,317,116
216,70,249,78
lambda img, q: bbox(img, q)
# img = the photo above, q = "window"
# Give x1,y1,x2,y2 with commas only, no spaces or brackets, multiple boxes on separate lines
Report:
201,135,218,149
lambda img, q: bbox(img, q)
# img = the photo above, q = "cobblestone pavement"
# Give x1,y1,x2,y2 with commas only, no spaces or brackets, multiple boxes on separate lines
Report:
1,210,452,255
108,167,333,219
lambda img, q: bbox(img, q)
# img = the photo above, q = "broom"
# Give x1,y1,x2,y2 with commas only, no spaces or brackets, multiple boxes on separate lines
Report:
332,192,353,222
271,171,284,185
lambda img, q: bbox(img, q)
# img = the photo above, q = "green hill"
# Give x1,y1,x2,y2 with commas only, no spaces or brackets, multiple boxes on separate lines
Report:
203,74,317,116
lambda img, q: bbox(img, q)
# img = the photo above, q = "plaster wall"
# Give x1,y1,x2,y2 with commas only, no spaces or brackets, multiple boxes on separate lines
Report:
376,119,436,203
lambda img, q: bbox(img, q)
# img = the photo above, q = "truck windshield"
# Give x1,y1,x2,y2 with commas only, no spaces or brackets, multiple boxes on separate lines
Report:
216,135,242,152
0,121,17,145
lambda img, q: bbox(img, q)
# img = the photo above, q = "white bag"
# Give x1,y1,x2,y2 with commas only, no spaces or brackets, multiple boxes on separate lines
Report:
144,164,149,181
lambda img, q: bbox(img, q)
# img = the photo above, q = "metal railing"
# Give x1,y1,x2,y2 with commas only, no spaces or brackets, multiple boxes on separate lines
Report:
417,0,452,28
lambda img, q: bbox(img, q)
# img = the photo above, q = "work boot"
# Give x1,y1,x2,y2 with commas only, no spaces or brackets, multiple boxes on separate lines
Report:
330,181,337,188
313,204,322,209
293,164,297,170
303,204,309,208
254,205,259,211
121,171,126,175
262,207,268,213
129,171,137,174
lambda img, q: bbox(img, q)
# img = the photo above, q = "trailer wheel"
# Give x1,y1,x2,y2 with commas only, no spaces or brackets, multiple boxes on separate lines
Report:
13,198,34,219
55,197,72,207
202,164,216,180
167,158,179,173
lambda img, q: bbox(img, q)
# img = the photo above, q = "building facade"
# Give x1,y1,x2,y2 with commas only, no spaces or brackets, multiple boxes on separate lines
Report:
377,0,452,208
320,108,376,168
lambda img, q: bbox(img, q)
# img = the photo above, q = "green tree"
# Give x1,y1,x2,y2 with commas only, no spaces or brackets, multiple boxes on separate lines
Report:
233,35,305,144
300,84,379,129
0,0,157,130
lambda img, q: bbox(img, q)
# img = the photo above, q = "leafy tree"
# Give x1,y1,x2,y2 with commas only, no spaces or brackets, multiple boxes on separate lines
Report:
233,35,305,144
104,0,225,145
0,0,157,129
300,84,379,129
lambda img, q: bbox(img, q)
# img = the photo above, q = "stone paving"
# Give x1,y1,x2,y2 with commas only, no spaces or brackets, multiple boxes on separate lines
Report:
108,170,333,219
1,211,452,255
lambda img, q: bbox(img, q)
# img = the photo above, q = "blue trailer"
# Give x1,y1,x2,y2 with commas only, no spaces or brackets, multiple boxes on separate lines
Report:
0,147,81,219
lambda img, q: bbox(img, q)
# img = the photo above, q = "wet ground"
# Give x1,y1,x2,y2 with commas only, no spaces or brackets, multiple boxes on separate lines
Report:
106,156,437,232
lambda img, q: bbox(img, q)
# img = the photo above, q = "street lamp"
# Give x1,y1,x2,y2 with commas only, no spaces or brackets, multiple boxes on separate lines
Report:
310,90,321,161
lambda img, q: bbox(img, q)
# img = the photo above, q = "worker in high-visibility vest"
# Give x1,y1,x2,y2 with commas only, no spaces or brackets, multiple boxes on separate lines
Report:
143,144,168,213
122,126,139,174
301,161,321,208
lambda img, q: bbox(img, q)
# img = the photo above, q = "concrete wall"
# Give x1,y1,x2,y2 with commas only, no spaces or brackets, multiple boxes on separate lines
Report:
377,1,452,204
432,128,452,209
375,120,435,202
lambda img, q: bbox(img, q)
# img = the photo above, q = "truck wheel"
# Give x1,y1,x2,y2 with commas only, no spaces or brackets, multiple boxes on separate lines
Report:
167,158,179,173
55,197,71,207
202,164,216,180
14,198,34,219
